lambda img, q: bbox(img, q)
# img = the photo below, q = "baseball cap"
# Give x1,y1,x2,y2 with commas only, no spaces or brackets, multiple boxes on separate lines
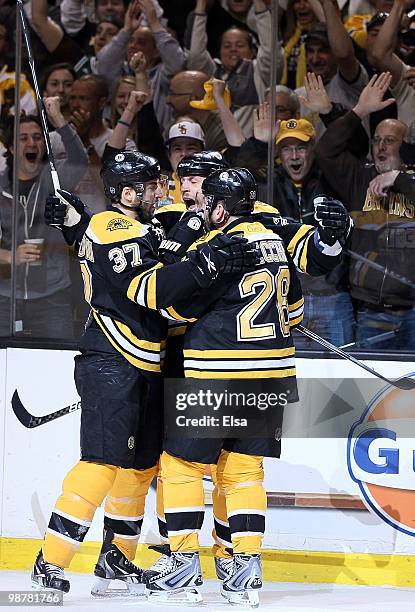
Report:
304,23,329,46
166,121,205,146
276,119,316,145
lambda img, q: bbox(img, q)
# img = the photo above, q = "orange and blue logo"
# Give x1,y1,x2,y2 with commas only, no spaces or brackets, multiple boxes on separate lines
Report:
348,376,415,536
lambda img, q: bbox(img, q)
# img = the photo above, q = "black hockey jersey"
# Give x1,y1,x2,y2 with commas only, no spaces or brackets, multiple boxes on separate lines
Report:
164,216,342,379
78,207,208,372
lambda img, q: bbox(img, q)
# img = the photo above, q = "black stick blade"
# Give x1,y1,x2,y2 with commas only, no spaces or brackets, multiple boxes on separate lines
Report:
11,390,36,428
394,377,415,391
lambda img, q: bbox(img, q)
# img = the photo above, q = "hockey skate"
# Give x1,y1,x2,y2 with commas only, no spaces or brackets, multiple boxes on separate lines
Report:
31,550,70,593
221,553,262,608
91,532,145,598
145,551,203,604
214,555,234,581
143,543,171,581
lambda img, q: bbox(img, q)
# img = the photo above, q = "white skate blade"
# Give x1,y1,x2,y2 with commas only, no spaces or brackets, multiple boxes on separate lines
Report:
221,585,260,608
146,586,203,605
91,577,145,598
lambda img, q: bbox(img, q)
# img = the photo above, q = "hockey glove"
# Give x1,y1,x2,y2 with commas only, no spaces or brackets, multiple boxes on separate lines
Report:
187,233,259,288
158,211,206,264
314,196,353,246
45,190,91,246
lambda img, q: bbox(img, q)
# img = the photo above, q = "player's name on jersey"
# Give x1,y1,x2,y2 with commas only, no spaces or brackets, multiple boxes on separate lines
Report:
176,414,248,428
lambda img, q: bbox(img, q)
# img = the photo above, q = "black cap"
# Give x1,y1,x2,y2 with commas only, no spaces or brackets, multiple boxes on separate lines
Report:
304,23,329,47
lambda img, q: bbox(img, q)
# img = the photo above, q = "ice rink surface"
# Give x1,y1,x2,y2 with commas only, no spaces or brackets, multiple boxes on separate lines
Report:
1,572,414,611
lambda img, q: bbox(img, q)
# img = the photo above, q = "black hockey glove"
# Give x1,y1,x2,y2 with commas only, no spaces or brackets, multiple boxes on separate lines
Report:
158,211,206,264
45,190,91,246
314,196,353,246
187,233,259,289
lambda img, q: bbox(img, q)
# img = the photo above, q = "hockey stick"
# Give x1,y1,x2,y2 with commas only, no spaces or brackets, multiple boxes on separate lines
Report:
297,325,415,390
16,0,61,220
11,390,81,428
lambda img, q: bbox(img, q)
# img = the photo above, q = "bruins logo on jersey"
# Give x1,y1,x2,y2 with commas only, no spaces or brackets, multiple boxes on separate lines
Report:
107,218,133,231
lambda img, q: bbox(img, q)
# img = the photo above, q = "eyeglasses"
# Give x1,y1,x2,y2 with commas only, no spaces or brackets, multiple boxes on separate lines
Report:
371,136,400,146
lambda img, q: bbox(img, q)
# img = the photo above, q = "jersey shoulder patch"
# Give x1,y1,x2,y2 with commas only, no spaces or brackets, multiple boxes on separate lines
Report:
228,220,275,239
87,211,148,245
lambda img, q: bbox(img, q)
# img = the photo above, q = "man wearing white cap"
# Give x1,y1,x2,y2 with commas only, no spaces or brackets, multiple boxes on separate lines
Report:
165,120,205,204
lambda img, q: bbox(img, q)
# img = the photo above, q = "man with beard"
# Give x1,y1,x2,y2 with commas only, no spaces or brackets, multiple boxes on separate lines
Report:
316,72,415,349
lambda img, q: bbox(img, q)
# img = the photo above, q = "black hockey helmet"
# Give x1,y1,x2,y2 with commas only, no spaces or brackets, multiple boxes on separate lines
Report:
201,168,257,216
176,151,229,179
100,150,161,202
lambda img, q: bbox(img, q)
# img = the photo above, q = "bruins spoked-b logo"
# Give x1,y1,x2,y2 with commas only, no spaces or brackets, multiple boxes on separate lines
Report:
286,120,298,129
107,218,133,231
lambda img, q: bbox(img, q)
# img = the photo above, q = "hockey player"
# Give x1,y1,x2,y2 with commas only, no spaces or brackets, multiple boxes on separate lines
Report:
32,152,258,596
154,150,237,583
145,168,353,606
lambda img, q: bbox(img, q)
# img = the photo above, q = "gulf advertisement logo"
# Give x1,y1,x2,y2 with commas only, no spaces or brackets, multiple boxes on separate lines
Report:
347,376,415,536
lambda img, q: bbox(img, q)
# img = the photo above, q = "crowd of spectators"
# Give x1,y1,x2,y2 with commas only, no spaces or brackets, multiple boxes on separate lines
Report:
1,0,415,351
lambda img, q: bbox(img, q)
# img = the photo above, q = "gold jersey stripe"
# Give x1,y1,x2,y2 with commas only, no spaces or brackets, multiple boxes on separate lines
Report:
289,315,304,326
80,261,92,305
288,298,304,312
286,225,312,257
146,269,158,310
299,232,313,272
93,313,162,372
165,305,197,323
127,263,163,304
184,348,295,359
113,319,166,351
185,368,296,379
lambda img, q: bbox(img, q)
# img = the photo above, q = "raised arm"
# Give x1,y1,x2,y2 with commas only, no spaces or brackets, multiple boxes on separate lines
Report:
139,0,185,77
186,0,216,76
30,0,63,53
252,0,281,94
60,0,88,36
367,0,411,87
45,96,88,189
129,52,151,96
315,73,395,202
107,90,148,150
211,79,245,146
320,0,360,82
95,1,142,92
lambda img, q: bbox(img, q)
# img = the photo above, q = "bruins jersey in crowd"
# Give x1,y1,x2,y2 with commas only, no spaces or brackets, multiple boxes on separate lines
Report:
78,207,202,373
164,213,342,380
